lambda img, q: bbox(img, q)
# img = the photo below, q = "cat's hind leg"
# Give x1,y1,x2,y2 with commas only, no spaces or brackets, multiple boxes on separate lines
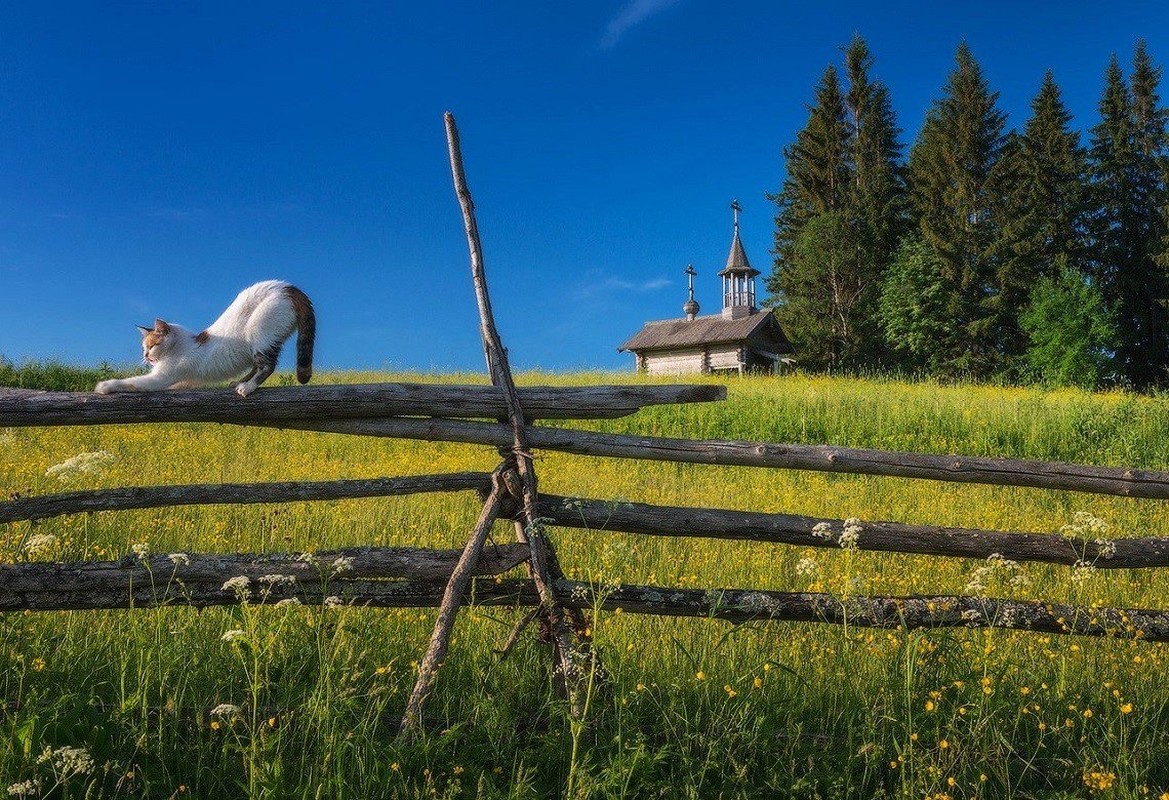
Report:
236,345,281,398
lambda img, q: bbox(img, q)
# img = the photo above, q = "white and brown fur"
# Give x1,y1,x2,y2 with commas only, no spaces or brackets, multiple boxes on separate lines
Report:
94,280,315,397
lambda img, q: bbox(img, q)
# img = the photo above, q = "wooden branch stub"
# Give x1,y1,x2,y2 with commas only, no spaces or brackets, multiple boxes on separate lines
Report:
0,383,724,427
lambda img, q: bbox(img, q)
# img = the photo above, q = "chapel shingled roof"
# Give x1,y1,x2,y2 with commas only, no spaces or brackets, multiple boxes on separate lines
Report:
618,310,790,353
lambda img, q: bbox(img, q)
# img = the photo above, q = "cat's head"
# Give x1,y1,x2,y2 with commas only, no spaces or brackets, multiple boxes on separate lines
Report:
136,319,174,364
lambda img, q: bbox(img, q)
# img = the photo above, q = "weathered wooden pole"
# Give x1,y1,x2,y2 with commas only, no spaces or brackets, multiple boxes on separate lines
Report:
399,472,507,735
444,111,588,716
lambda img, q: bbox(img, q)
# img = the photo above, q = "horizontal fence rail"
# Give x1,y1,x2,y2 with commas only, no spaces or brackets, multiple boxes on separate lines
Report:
275,416,1169,501
0,545,530,611
0,383,725,426
7,479,1166,569
550,581,1169,643
6,562,1168,643
536,495,1168,569
0,472,492,523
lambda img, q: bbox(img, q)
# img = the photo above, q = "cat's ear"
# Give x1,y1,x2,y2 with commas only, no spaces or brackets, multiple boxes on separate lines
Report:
136,325,152,336
153,319,171,334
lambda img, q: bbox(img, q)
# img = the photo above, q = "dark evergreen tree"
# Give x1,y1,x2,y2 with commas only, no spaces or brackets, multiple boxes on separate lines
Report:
769,64,851,281
769,38,902,370
1089,44,1169,388
776,212,863,366
843,35,905,364
992,72,1092,371
905,43,1008,377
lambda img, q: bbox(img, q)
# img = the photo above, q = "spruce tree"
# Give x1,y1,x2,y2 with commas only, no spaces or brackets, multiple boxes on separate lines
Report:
769,39,902,370
843,35,905,364
993,72,1091,371
1089,44,1169,388
904,43,1008,377
768,65,852,370
769,64,851,279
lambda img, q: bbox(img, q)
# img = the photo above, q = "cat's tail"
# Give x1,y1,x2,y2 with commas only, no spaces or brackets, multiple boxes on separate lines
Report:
285,285,315,384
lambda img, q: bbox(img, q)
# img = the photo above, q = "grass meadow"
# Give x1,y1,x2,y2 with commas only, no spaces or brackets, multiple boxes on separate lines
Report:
2,370,1169,798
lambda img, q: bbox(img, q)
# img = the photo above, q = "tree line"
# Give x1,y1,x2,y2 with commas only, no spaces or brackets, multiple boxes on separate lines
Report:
767,37,1169,389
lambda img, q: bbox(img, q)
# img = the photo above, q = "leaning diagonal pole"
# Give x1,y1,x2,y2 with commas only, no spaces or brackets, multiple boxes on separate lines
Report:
444,111,586,716
399,472,507,735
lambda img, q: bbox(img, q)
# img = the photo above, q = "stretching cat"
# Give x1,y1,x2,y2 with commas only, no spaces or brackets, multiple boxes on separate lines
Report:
94,280,315,398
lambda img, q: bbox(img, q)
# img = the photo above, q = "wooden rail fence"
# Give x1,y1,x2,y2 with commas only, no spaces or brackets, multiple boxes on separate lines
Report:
3,113,1169,733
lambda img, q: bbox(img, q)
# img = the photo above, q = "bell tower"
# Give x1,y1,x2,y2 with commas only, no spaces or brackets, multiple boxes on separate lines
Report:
718,200,759,320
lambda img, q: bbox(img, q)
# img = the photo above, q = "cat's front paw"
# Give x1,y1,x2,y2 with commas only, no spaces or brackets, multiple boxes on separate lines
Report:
235,381,257,398
94,380,115,394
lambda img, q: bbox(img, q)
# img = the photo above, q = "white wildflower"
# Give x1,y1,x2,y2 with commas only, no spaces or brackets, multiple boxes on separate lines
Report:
131,543,149,560
274,597,302,607
330,556,354,576
811,522,833,540
1094,538,1117,560
221,576,251,599
37,745,94,776
210,703,240,717
7,779,41,797
45,451,115,482
323,595,343,608
5,781,37,797
220,629,246,642
965,553,1029,596
167,552,190,566
961,609,982,624
795,557,819,577
964,570,989,596
23,534,58,557
1061,511,1110,539
1071,561,1097,586
839,518,863,551
55,745,95,777
258,574,296,587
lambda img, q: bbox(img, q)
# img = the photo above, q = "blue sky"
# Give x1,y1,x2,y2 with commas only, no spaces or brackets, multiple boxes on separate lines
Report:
2,1,1167,373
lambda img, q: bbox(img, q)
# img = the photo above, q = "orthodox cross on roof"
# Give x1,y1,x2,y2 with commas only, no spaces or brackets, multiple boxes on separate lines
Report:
683,264,699,321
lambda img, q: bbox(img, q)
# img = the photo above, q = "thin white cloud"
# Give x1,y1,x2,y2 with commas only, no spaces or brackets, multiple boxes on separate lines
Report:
600,0,681,49
637,277,672,291
573,273,672,301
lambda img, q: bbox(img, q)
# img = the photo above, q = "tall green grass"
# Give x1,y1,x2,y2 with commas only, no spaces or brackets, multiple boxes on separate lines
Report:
2,371,1168,798
0,357,127,393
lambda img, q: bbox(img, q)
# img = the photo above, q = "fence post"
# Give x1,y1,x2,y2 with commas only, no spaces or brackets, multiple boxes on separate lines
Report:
444,111,591,717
